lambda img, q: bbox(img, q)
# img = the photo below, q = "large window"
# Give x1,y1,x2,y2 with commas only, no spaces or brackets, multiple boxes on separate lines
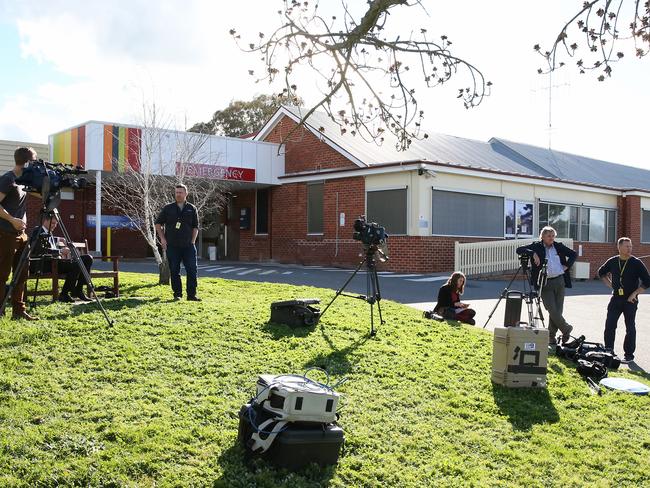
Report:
505,199,534,237
539,202,615,242
307,182,324,234
432,190,504,237
256,188,269,234
367,188,408,235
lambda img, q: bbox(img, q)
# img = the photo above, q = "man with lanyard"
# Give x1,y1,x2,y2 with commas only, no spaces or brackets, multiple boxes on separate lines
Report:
516,226,577,345
155,184,201,301
0,147,38,320
598,237,650,363
31,214,93,303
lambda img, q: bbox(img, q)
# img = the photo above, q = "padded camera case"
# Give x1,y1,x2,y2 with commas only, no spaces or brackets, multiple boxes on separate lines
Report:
270,299,321,328
238,404,344,470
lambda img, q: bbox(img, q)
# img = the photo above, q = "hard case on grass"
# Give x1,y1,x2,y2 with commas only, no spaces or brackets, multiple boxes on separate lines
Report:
492,326,549,388
238,404,344,470
270,299,321,328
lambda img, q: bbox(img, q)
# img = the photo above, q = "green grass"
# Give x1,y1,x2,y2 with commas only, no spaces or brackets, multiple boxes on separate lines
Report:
1,273,649,487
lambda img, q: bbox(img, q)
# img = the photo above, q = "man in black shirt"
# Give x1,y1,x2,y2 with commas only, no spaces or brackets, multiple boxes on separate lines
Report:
0,147,38,320
155,184,201,301
598,237,650,362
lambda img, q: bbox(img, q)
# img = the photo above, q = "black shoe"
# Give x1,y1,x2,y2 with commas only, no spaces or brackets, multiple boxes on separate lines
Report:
58,293,75,303
622,355,634,363
187,296,201,302
561,326,573,344
173,296,182,301
72,291,92,302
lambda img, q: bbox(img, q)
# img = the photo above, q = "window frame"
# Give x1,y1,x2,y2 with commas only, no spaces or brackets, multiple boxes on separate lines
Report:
306,181,324,235
505,198,535,238
255,187,270,235
365,186,409,236
538,200,617,243
431,187,506,238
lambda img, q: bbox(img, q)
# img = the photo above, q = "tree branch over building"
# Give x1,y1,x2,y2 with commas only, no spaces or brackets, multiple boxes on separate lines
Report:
230,0,491,151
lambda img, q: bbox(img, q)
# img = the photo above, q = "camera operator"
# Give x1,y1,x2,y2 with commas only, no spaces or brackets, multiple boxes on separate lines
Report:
516,226,577,345
0,147,38,320
155,184,200,301
31,214,93,303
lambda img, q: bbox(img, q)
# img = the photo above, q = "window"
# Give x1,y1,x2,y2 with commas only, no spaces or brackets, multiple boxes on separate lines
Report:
307,182,324,234
642,210,650,243
432,190,504,237
505,199,534,237
367,188,408,235
256,188,269,234
540,202,616,242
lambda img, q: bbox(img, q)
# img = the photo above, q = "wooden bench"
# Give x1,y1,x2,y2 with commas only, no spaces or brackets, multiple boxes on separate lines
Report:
26,240,121,300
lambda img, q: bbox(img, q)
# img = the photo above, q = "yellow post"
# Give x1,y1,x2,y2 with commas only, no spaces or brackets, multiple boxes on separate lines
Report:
106,226,112,261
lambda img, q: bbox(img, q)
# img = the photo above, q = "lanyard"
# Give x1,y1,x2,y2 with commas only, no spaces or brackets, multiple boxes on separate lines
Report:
618,258,629,281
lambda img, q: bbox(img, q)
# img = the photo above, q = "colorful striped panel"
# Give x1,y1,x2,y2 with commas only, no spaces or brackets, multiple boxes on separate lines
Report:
103,124,141,173
51,126,86,168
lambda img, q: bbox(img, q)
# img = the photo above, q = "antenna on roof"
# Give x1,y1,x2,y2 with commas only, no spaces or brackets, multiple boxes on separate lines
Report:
532,71,570,149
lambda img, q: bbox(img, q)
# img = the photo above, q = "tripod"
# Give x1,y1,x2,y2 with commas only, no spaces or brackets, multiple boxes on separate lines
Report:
319,245,386,336
483,258,547,330
0,194,113,327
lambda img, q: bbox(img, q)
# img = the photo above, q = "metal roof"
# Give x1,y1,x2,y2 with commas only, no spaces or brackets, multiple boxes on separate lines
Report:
279,106,650,192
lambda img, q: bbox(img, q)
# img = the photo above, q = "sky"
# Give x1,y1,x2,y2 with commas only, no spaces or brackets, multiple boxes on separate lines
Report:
0,0,647,169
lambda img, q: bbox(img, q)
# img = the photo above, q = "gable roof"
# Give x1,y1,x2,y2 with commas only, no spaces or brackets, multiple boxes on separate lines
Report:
256,105,650,192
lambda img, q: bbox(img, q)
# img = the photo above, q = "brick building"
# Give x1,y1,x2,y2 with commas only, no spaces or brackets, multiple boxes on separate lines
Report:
33,106,650,275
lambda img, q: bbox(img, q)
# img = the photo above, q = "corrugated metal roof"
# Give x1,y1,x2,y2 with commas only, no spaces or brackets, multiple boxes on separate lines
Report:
281,106,649,191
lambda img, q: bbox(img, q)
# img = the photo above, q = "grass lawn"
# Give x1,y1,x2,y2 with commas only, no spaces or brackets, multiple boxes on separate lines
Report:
1,272,649,487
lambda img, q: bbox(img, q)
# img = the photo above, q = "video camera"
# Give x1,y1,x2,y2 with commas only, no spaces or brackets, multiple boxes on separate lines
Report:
16,159,87,195
353,216,387,247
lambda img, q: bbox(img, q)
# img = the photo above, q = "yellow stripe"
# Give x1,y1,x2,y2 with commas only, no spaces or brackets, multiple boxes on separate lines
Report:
53,133,64,162
63,130,72,164
118,126,126,172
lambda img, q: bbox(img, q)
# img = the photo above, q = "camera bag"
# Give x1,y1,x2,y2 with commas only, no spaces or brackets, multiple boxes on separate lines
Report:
270,299,321,328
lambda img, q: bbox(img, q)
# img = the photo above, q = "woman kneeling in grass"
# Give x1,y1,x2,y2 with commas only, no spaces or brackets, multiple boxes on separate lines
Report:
433,271,476,325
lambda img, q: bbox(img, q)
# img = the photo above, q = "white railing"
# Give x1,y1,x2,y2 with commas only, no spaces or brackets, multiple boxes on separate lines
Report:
454,238,574,276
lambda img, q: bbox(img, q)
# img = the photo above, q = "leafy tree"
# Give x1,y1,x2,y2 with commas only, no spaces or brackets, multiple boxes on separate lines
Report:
189,94,302,137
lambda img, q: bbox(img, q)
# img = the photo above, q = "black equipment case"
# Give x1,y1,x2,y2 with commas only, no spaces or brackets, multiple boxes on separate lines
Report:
270,299,321,327
238,404,344,470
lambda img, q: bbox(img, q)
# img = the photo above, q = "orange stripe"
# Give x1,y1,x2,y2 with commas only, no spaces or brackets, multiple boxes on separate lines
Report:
71,128,79,165
103,125,113,171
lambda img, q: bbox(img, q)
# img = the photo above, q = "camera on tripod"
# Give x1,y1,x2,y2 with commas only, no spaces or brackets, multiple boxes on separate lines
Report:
16,159,87,196
353,216,387,248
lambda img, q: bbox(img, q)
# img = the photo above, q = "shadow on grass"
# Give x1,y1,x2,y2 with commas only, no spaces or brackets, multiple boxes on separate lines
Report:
303,322,370,376
214,442,336,487
491,383,560,431
626,362,650,379
262,321,317,339
117,282,162,295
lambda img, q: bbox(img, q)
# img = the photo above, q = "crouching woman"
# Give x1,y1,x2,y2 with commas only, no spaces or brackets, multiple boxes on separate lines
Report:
433,271,476,325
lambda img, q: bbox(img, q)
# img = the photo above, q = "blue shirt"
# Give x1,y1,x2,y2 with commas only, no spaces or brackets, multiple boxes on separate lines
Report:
545,244,564,277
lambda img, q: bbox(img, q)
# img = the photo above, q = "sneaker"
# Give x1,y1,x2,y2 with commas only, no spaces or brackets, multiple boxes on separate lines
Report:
58,293,76,303
561,326,573,344
187,296,201,302
173,296,182,301
622,355,634,363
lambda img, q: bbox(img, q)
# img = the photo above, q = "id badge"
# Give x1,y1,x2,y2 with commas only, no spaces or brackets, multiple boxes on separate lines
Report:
618,288,624,296
175,221,181,230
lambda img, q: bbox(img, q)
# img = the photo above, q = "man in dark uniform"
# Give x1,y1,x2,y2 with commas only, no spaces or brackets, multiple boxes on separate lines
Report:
155,184,201,301
598,237,650,363
31,214,94,303
0,147,38,320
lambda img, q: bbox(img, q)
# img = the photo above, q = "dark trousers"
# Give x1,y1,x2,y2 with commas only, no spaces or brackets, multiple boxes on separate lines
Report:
166,244,197,298
604,297,637,358
541,276,572,340
30,254,94,295
0,230,28,314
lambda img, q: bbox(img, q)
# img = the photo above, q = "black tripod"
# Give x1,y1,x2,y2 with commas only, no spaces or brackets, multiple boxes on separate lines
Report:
0,194,113,326
483,257,547,330
319,245,386,336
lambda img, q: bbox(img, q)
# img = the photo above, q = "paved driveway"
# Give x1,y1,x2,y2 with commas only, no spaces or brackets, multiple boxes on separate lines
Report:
97,259,649,373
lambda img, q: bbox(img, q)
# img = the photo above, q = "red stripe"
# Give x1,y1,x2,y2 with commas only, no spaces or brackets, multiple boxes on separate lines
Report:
78,125,85,168
129,128,141,172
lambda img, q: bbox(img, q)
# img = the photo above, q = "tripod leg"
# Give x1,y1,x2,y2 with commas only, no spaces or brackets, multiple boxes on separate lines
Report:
319,257,366,319
52,210,113,327
0,228,41,317
483,266,522,328
370,266,385,326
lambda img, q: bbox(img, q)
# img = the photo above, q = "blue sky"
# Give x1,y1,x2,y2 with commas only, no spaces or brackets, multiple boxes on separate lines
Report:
0,1,648,169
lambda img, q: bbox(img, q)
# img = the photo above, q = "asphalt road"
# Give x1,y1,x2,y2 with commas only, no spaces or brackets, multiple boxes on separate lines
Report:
96,259,649,373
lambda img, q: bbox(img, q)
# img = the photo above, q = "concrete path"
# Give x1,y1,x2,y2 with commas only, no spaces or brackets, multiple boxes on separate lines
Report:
96,259,649,373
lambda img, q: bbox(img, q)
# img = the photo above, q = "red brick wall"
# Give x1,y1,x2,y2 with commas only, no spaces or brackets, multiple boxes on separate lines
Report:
262,115,359,174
